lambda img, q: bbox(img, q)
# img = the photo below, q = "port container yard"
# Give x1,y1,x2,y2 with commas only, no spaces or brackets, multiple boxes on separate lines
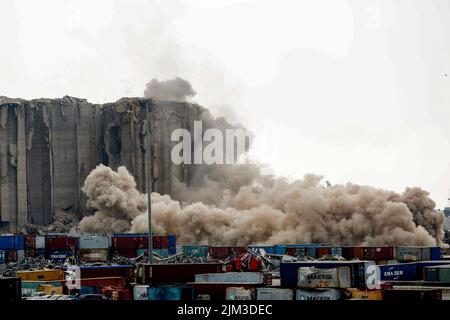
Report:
0,233,449,301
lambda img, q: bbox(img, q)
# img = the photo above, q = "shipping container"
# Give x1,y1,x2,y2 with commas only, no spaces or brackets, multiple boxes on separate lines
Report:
111,235,138,249
183,245,209,258
74,265,134,282
225,287,253,300
423,264,450,282
168,235,176,247
280,261,375,288
377,263,417,281
168,247,177,255
190,282,260,300
298,267,351,288
6,250,25,263
16,269,65,281
46,236,78,250
137,263,224,285
352,246,395,261
256,288,294,300
110,248,137,258
137,235,162,249
133,285,149,300
0,250,5,264
424,267,440,282
248,245,275,254
102,287,132,300
195,272,264,284
79,235,109,249
38,284,64,296
79,249,110,262
21,280,63,297
395,246,440,262
384,288,442,300
209,247,230,259
346,288,383,300
296,288,344,300
415,261,450,280
24,235,44,249
0,277,21,301
0,235,25,250
286,247,317,258
149,285,193,300
67,277,126,291
46,249,74,262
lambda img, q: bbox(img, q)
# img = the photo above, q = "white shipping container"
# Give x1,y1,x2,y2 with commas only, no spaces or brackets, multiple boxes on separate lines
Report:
79,235,110,249
225,287,253,300
298,267,351,288
17,250,25,263
195,272,263,283
256,288,294,300
133,285,149,300
296,289,343,301
35,236,46,249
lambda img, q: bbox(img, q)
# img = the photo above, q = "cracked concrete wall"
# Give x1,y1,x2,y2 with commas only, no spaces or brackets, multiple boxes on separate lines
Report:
0,96,200,232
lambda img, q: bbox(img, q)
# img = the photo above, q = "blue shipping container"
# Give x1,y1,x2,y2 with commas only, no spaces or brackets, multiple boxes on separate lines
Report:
149,285,193,300
275,245,286,254
248,246,275,254
424,267,439,282
430,247,441,261
0,235,25,250
46,250,74,262
168,247,176,255
280,261,374,288
377,263,417,281
168,235,176,247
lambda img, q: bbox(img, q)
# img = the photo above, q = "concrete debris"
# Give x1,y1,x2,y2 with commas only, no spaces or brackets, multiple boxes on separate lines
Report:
20,209,79,235
0,257,63,277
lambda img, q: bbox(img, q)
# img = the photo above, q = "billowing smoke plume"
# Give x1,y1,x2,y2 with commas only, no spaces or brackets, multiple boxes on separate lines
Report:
144,77,196,101
79,164,446,246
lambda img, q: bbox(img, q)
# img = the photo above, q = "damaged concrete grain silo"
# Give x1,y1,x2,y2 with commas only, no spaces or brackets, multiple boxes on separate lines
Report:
0,96,205,233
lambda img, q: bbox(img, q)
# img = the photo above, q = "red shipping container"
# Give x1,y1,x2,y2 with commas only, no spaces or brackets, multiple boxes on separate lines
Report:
77,266,134,282
316,247,331,258
137,236,162,249
160,236,169,249
209,247,230,259
6,250,18,262
351,246,394,261
229,247,247,256
110,248,137,258
66,277,126,293
46,236,78,250
286,248,297,256
25,235,35,248
368,246,394,261
112,236,138,249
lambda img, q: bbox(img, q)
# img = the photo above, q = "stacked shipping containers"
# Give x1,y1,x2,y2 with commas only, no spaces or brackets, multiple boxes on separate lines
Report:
79,235,110,262
0,235,25,263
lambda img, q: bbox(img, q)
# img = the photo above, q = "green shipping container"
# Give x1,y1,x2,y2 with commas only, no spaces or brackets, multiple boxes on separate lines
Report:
183,245,208,258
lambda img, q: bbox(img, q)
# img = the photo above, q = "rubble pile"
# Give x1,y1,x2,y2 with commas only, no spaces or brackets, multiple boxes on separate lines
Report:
20,209,79,235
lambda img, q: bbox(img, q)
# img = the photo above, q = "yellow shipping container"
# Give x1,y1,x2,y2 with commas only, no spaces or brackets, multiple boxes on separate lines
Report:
346,288,383,300
16,269,65,281
37,284,64,295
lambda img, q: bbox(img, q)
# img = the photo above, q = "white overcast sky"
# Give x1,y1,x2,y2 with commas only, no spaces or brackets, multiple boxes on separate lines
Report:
1,0,450,207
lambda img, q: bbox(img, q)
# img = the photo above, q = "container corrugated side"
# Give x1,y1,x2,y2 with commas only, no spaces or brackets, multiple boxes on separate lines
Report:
133,285,149,300
79,235,110,249
225,287,253,300
377,263,417,281
16,269,65,281
296,288,344,300
298,267,351,288
256,288,294,300
148,285,193,300
195,272,263,284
